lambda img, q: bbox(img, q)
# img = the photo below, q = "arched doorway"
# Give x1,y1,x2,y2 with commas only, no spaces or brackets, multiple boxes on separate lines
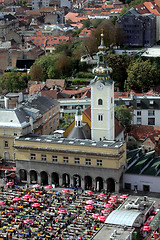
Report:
107,178,115,192
51,172,59,187
73,174,81,188
95,177,103,191
40,171,48,186
62,173,70,187
19,169,27,182
4,151,9,160
84,176,92,190
30,170,37,184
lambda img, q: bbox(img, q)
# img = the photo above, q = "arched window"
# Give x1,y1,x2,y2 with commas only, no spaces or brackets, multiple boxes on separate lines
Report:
98,99,103,105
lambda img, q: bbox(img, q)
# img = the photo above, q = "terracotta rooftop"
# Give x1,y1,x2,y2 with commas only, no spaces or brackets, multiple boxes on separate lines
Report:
129,125,160,142
46,79,65,89
41,89,57,99
30,83,45,94
30,36,70,48
61,86,91,96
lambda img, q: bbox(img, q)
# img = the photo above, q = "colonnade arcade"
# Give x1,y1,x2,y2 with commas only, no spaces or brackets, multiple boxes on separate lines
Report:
19,169,116,192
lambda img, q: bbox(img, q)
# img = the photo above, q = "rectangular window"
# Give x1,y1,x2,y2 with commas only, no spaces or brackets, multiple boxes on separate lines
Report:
53,110,55,115
137,111,141,116
97,160,102,166
148,118,155,125
85,158,91,165
4,130,7,135
49,112,51,118
45,125,48,130
4,141,8,148
14,131,17,136
41,154,46,161
148,110,155,116
30,153,36,160
143,185,150,192
125,183,131,190
98,114,103,121
45,115,47,121
52,156,57,162
137,118,141,125
63,156,68,163
74,158,80,164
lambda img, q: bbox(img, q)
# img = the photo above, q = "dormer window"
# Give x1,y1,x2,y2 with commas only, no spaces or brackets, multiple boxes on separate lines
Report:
136,99,141,107
99,55,103,62
149,100,154,106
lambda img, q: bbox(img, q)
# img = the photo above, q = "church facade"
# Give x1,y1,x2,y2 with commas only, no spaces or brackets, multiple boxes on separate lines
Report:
14,33,126,192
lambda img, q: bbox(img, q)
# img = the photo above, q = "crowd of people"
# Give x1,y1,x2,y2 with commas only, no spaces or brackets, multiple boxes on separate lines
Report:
0,183,126,240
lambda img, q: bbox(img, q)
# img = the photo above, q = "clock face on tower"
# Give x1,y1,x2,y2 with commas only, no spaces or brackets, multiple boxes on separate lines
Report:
97,83,104,91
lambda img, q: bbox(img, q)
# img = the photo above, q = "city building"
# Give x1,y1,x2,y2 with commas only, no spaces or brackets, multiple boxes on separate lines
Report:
116,8,156,47
14,33,126,192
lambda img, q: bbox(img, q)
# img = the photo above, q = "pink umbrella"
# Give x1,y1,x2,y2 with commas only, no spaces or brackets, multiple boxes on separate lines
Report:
98,215,106,222
6,182,14,186
44,185,53,189
0,201,5,206
29,198,37,203
62,189,70,193
108,200,117,204
58,209,67,214
147,216,154,222
13,197,21,202
23,219,33,224
23,194,31,199
85,190,93,195
92,213,100,219
86,200,94,205
110,195,118,200
104,204,113,208
120,194,128,199
32,184,40,189
85,205,94,210
101,209,110,214
98,193,106,198
32,203,40,207
141,226,151,232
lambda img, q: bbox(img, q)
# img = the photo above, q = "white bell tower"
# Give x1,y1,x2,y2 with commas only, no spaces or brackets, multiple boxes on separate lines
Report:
91,32,114,141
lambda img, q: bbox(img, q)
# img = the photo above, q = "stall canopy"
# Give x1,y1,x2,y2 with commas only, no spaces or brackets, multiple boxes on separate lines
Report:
105,210,141,227
0,166,16,171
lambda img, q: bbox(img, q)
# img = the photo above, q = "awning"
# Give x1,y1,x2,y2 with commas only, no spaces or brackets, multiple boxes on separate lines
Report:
0,166,16,172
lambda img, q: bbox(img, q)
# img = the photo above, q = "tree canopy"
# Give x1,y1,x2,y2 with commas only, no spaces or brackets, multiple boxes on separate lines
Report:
126,58,159,92
115,105,133,132
0,71,28,93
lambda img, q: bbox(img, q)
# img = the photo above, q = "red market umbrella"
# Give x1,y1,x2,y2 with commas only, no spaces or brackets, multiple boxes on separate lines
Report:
92,213,100,219
0,201,5,206
101,209,110,214
29,198,37,203
6,182,14,186
85,205,94,210
13,197,21,202
58,209,67,214
120,194,128,199
141,226,151,232
62,189,70,193
110,195,118,200
104,204,113,208
98,215,106,222
23,194,31,199
98,193,106,198
85,190,93,195
23,219,33,224
108,200,117,204
86,200,94,205
32,203,40,207
44,185,53,189
32,184,40,189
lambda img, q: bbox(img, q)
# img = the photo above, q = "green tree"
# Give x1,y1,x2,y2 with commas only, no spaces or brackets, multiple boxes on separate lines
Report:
0,71,27,92
82,19,91,28
30,64,43,82
60,113,74,130
115,105,133,132
126,58,158,92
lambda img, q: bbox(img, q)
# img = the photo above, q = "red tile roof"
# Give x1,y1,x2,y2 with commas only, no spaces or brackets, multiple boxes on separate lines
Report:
61,86,91,96
41,89,57,99
30,36,70,48
30,83,45,94
46,79,65,89
129,125,160,142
